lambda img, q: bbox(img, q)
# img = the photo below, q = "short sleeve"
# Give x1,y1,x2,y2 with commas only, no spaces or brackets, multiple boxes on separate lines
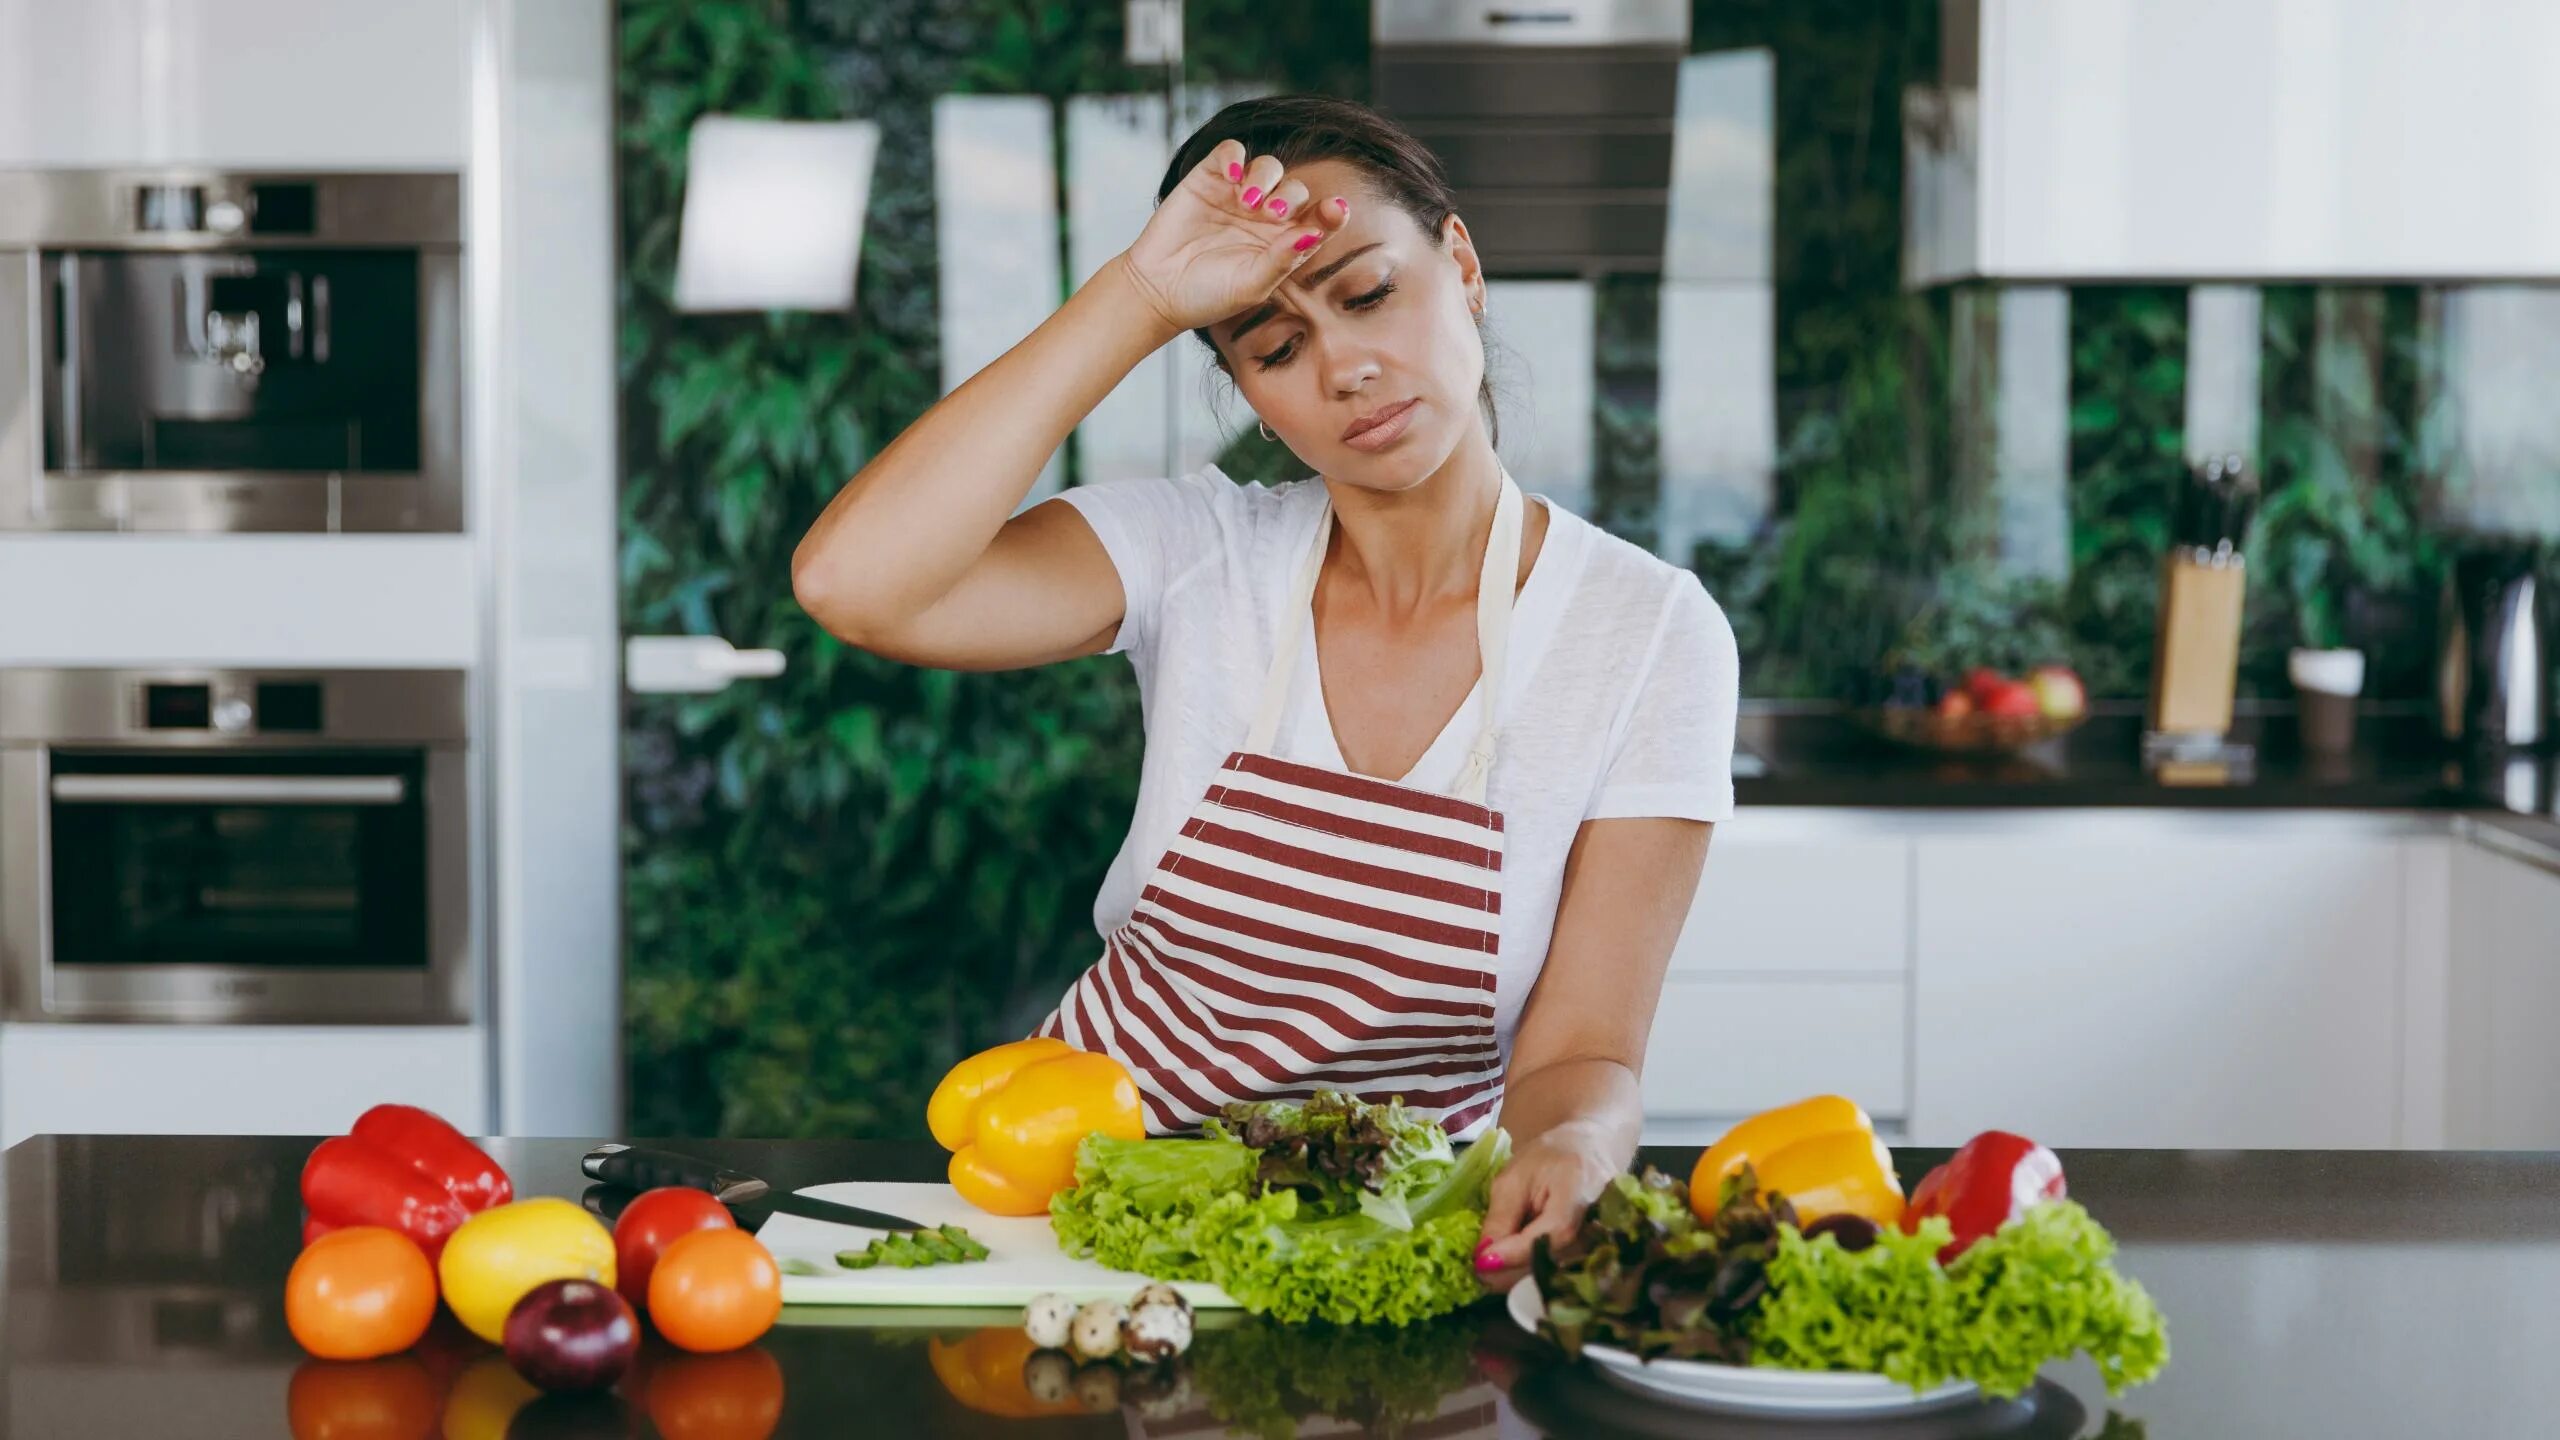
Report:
1051,472,1229,659
1586,575,1740,822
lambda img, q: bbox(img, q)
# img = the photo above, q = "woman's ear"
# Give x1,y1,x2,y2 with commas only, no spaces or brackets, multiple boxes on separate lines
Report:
1443,213,1487,316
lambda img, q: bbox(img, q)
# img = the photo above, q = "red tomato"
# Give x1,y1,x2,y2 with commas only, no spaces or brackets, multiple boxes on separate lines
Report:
611,1187,736,1311
644,1345,785,1440
646,1229,782,1354
285,1227,438,1361
284,1356,440,1440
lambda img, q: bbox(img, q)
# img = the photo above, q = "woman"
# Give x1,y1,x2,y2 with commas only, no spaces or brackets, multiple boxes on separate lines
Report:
792,96,1737,1277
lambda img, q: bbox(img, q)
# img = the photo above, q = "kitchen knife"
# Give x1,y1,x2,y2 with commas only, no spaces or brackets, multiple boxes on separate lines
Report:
579,1144,927,1232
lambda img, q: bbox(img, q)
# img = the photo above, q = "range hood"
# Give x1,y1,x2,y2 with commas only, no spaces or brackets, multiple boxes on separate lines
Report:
1908,0,2560,284
1372,1,1691,277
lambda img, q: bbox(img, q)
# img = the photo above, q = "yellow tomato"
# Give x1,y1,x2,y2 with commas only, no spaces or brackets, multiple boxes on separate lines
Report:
435,1197,616,1343
927,1037,1071,1151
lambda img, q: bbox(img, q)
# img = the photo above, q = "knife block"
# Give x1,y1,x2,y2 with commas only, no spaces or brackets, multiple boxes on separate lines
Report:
2150,549,2247,737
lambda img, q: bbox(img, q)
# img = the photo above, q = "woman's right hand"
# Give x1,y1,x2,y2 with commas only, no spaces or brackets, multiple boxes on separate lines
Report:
1116,139,1351,335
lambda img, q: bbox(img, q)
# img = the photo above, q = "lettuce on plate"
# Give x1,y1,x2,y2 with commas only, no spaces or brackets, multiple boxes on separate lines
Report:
1050,1093,1510,1327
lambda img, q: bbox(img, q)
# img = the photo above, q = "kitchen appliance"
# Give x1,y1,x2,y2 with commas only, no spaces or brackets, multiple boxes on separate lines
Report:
0,170,461,532
580,1145,927,1231
2439,544,2554,750
0,669,471,1023
1371,0,1690,276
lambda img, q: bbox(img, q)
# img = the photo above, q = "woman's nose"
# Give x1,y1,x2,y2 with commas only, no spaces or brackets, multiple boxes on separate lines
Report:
1325,346,1382,398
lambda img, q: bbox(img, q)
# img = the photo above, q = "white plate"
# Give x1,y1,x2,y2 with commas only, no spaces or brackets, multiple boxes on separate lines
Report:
1507,1278,1980,1418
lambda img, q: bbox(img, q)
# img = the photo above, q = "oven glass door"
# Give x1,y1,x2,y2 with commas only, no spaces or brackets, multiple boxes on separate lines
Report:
47,751,428,970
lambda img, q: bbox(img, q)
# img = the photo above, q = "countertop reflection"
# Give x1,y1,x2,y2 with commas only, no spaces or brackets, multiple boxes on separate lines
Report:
8,1136,2558,1437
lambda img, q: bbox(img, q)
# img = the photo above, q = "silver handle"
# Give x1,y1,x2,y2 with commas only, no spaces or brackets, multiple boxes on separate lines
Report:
49,775,408,806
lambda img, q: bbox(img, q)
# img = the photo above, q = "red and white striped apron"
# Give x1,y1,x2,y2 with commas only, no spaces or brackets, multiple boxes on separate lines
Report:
1042,475,1526,1141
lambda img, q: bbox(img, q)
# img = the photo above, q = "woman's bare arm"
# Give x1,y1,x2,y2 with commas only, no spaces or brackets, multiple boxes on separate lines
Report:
1474,814,1714,1277
790,139,1347,671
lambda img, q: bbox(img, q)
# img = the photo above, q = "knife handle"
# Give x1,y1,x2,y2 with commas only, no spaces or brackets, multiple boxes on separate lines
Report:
580,1145,770,1205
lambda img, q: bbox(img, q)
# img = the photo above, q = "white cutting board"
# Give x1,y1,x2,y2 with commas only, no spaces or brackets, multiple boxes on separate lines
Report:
760,1182,1238,1309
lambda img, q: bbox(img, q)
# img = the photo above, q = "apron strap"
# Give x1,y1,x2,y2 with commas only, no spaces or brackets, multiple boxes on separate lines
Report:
1244,473,1526,806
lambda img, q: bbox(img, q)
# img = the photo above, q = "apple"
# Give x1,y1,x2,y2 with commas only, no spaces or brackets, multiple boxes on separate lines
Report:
1962,667,2009,703
1935,690,1976,720
1981,680,2042,719
2027,665,2087,721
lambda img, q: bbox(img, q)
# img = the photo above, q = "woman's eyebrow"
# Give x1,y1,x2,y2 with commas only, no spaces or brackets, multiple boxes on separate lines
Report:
1228,243,1389,344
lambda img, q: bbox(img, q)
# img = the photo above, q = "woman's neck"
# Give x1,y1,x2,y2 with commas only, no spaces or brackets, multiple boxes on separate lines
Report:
1320,435,1507,616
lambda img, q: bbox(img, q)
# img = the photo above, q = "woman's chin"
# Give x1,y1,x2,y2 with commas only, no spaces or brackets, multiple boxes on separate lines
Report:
1319,418,1468,493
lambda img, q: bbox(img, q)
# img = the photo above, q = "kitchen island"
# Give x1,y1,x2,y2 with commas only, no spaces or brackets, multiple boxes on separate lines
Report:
7,1133,2555,1436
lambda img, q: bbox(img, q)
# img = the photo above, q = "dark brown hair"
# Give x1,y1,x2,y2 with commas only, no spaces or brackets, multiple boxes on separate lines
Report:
1156,94,1497,444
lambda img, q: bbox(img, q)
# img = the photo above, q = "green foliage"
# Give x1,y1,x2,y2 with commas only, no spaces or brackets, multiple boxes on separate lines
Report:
2063,288,2185,698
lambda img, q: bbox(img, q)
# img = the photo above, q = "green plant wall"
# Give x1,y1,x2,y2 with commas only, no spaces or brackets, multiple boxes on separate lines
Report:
619,0,2517,1137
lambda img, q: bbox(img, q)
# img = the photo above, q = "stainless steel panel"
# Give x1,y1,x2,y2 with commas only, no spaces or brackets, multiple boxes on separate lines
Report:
0,669,467,746
1373,0,1687,46
0,172,461,249
49,775,408,806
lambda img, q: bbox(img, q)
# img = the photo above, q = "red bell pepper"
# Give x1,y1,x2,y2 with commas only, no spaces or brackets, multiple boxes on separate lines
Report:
1902,1130,2066,1262
299,1104,512,1258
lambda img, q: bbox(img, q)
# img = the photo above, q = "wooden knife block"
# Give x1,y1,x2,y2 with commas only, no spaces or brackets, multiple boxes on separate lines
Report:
2150,551,2247,736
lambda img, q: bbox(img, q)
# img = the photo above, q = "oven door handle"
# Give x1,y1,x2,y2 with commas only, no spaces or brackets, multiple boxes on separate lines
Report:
48,774,408,806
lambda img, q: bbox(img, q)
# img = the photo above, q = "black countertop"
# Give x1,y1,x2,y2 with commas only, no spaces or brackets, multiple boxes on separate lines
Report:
1731,708,2560,838
10,1133,2558,1437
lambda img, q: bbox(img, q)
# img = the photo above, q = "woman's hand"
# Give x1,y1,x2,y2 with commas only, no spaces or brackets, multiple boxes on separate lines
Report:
1471,1126,1621,1289
1115,140,1351,335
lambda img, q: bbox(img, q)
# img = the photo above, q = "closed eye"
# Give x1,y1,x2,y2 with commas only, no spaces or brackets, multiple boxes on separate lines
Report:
1253,280,1400,370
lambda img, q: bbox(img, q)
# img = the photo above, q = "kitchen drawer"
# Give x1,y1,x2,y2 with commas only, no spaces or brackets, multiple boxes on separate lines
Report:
1668,836,1912,976
0,1025,488,1148
1639,978,1908,1120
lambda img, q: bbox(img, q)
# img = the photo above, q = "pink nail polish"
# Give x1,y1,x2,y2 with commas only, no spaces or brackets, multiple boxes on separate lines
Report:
1293,232,1322,252
1227,162,1243,180
1474,1246,1504,1273
1268,198,1288,216
1241,186,1262,207
1334,197,1350,214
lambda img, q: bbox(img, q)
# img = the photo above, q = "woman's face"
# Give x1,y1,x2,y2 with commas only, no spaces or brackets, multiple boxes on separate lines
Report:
1208,158,1488,494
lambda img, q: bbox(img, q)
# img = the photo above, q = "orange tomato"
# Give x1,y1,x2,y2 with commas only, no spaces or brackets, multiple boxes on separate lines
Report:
285,1355,441,1440
647,1228,782,1354
612,1186,736,1311
286,1226,439,1361
643,1344,786,1440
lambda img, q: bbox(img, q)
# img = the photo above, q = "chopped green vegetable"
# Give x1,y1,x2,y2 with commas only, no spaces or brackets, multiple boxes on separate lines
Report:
1050,1092,1510,1326
1751,1200,2169,1398
834,1223,990,1271
779,1257,831,1277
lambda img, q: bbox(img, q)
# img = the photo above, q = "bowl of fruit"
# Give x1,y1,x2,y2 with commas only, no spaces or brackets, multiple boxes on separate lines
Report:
1858,663,2088,754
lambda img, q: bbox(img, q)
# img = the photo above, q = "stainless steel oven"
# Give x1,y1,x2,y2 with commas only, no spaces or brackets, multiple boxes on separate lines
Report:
0,669,470,1023
0,170,461,532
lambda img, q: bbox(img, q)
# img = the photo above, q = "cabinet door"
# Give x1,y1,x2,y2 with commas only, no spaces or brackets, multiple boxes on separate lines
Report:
2449,838,2560,1148
1911,829,2408,1148
1668,818,1910,977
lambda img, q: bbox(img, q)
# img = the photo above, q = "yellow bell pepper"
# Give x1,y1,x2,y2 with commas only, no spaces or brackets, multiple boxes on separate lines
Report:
1689,1093,1904,1228
928,1039,1144,1216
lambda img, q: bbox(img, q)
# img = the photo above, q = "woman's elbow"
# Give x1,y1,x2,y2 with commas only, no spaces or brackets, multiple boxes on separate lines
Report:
790,541,879,646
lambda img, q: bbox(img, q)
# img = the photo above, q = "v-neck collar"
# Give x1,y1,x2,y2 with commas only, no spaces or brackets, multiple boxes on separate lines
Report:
1293,495,1573,787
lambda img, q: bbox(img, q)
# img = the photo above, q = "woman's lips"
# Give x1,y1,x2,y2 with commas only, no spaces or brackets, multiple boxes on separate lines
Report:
1341,398,1420,452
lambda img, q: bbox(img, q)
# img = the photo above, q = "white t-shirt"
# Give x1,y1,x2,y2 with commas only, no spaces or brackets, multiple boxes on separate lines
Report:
1054,467,1739,1050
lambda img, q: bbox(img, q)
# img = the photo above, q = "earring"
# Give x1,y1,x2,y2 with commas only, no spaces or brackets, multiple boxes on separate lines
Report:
1258,420,1277,442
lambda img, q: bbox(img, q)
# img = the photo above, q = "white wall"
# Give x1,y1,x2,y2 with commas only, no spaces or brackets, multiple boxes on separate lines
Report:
0,0,469,167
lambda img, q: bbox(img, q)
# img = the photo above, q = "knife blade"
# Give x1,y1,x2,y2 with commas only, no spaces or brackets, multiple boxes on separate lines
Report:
579,1144,927,1232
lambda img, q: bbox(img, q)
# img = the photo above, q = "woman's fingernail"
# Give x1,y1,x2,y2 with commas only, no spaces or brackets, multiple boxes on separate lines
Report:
1293,231,1322,252
1241,186,1262,207
1474,1245,1505,1273
1334,197,1350,215
1268,197,1289,216
1227,162,1243,180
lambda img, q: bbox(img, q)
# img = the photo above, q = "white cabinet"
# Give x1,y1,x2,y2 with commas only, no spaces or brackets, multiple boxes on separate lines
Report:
2446,832,2560,1148
1642,815,1913,1142
1909,821,2419,1149
0,1026,489,1148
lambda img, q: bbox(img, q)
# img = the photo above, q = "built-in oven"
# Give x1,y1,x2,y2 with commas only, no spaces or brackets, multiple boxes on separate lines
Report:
0,170,461,532
0,669,471,1023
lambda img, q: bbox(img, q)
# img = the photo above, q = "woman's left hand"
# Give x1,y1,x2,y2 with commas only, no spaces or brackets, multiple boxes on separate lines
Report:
1471,1129,1620,1288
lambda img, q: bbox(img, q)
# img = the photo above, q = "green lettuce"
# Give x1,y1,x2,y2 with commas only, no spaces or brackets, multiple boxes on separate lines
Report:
1049,1097,1510,1327
1749,1201,2170,1399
